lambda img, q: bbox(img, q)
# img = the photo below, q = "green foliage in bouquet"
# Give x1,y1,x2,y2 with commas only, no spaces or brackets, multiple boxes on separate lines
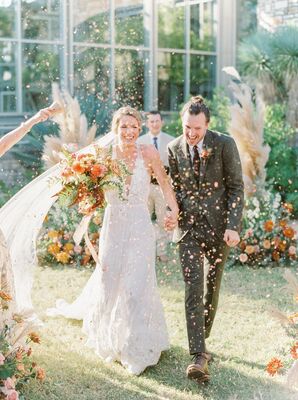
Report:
37,203,103,268
52,145,130,215
231,189,297,267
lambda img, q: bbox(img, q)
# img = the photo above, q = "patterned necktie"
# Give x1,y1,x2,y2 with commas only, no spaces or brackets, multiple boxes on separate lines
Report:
193,145,200,182
153,137,158,150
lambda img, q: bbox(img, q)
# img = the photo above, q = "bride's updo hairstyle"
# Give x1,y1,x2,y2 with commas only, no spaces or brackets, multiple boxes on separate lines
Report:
111,106,142,136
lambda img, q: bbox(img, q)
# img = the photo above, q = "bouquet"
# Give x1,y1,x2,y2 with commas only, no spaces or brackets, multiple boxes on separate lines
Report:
53,146,129,215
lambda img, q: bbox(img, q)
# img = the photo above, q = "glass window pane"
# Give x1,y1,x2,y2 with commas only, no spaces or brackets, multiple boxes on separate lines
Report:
0,41,17,112
158,51,184,111
190,54,216,99
158,0,185,49
23,43,61,111
115,0,146,46
21,0,61,41
115,49,149,109
73,0,110,44
0,0,17,38
190,1,217,51
73,46,110,99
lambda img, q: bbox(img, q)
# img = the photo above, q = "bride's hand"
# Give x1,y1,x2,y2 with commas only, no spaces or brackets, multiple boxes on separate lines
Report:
164,210,178,231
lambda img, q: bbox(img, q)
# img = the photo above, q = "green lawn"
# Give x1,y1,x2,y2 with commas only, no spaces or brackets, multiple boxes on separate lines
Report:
23,248,297,400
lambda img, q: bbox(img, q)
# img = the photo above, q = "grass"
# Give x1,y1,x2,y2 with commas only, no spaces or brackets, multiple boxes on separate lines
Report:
23,246,297,400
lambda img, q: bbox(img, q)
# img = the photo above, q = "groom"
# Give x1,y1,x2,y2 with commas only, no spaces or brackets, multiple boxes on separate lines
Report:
167,96,244,383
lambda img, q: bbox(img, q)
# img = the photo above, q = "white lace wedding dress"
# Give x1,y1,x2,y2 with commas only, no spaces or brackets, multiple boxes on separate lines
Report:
48,146,169,375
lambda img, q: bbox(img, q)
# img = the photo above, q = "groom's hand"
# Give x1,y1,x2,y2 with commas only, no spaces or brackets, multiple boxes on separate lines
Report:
224,229,240,247
164,211,178,231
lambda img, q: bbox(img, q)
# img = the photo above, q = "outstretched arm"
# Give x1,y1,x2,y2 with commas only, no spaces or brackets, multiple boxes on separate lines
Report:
0,103,62,157
145,145,179,230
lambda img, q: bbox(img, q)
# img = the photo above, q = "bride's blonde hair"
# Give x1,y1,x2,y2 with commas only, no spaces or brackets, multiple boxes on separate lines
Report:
111,106,142,135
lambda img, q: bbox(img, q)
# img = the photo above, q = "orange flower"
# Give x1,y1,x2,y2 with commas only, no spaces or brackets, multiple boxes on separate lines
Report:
279,220,287,228
56,251,71,264
266,358,283,376
263,239,271,249
47,243,60,256
72,161,85,174
264,220,274,232
290,343,298,359
36,367,46,381
245,245,255,255
278,241,287,252
0,291,12,301
81,254,91,266
283,226,295,239
272,250,280,262
63,242,74,252
90,164,107,179
28,332,41,344
47,230,59,239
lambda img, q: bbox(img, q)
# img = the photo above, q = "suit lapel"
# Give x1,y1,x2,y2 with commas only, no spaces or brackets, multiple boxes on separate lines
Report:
199,130,214,184
179,137,196,186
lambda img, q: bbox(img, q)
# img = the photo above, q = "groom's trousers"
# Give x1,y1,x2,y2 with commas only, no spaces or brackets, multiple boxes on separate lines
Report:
179,217,230,355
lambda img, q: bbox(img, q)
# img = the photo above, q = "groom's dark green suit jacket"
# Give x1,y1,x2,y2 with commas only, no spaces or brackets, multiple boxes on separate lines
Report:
167,130,244,243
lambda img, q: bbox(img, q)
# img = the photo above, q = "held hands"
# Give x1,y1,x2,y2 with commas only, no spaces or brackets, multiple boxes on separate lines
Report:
224,229,240,247
164,210,178,232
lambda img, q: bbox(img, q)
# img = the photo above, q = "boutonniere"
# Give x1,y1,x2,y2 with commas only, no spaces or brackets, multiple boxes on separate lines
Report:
200,147,213,164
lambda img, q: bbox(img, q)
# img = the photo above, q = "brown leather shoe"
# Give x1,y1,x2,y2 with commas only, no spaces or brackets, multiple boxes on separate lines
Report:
186,353,210,383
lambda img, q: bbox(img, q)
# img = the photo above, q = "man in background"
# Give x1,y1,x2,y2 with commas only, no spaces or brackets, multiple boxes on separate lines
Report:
138,111,174,262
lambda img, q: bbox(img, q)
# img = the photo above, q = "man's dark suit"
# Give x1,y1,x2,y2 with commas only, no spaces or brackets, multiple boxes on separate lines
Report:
168,129,244,354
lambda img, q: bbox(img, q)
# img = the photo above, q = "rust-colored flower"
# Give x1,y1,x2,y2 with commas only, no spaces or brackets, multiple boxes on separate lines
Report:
47,243,60,256
266,358,283,376
245,245,255,255
81,254,91,266
56,251,71,264
27,348,32,357
283,226,295,239
201,148,212,159
63,242,74,252
36,367,46,381
264,220,274,232
263,239,271,249
272,250,280,262
290,343,298,359
90,164,108,179
28,332,41,344
0,291,12,301
72,161,85,174
239,241,246,251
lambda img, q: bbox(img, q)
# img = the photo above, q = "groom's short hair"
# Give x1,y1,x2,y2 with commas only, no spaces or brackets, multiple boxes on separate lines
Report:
181,95,210,123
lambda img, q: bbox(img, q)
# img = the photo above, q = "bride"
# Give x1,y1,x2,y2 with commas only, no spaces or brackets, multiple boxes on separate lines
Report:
47,106,179,375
